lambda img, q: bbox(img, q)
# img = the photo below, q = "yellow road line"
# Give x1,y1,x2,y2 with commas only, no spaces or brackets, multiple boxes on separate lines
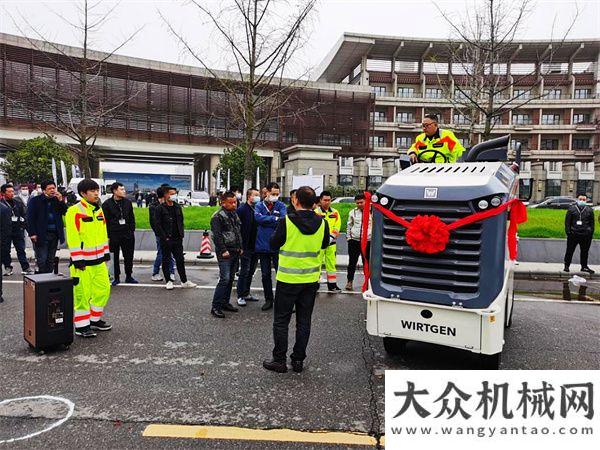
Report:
143,424,379,446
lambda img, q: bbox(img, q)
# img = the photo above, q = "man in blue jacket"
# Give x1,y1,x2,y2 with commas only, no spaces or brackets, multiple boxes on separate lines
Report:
255,182,286,311
236,188,261,306
26,180,67,273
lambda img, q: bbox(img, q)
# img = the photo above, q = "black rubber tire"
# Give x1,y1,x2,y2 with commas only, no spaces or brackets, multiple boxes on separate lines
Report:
479,352,501,369
383,337,408,356
505,291,514,329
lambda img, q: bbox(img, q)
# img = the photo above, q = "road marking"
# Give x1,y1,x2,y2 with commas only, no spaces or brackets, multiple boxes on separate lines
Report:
142,424,378,446
0,395,74,444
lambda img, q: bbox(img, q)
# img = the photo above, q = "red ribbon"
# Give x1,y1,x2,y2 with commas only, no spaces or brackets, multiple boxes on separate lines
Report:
360,192,527,292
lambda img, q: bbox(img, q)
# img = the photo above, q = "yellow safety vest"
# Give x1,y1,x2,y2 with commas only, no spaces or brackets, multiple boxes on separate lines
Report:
65,199,109,266
276,217,325,284
408,129,465,163
315,206,341,238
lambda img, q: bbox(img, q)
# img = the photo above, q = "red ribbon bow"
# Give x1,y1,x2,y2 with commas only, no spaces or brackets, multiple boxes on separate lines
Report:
360,192,527,292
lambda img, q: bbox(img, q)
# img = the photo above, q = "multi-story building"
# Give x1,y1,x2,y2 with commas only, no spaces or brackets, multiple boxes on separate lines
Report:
317,33,600,202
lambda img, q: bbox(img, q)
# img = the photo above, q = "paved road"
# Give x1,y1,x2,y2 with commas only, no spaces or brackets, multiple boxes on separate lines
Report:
0,264,598,448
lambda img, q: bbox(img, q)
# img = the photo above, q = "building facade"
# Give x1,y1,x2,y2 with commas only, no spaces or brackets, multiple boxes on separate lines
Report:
317,33,600,202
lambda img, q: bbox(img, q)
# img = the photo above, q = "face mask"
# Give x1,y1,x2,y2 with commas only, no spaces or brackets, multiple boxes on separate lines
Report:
578,200,587,206
268,195,279,202
235,193,242,200
252,196,261,204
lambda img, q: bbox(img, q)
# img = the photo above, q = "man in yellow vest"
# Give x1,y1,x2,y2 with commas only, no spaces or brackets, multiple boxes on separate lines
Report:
65,179,111,338
263,186,330,373
408,114,465,164
315,190,341,293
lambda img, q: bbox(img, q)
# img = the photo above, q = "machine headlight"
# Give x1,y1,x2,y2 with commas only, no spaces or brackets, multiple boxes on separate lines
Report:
490,196,502,207
478,200,489,209
371,195,379,203
380,197,389,206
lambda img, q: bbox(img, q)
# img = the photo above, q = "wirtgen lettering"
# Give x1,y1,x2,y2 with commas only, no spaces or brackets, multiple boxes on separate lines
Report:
401,320,456,336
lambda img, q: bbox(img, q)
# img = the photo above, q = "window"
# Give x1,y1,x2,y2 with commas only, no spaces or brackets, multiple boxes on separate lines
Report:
541,114,561,125
543,89,561,99
396,112,414,123
513,89,532,100
512,114,531,125
369,136,386,147
396,136,412,148
283,131,296,143
519,178,532,200
511,138,529,150
577,180,593,202
574,89,591,99
453,113,471,125
519,161,531,172
454,88,471,100
573,113,590,124
368,157,383,168
548,161,561,172
371,86,387,96
545,179,561,197
459,137,470,148
371,111,386,122
425,88,443,99
573,138,590,149
541,139,559,150
340,157,353,168
580,161,594,172
397,87,415,98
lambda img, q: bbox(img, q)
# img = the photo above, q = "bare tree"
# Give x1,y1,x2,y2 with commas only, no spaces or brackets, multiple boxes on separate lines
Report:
4,0,142,177
432,0,578,145
161,0,317,192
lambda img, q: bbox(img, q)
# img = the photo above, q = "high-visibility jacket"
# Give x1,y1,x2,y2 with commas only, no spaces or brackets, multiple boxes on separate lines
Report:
315,206,341,238
65,199,110,266
408,129,465,163
276,217,326,284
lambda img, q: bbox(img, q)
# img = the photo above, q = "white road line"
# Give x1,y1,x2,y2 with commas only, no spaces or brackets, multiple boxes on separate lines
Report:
0,395,75,444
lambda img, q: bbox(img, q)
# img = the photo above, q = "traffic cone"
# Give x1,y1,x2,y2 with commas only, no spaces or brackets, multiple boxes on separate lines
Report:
197,230,214,259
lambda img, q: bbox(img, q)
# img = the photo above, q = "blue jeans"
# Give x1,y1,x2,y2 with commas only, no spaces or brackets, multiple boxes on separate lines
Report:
152,236,175,276
2,230,30,271
258,253,278,303
236,250,258,299
212,255,240,309
33,231,59,274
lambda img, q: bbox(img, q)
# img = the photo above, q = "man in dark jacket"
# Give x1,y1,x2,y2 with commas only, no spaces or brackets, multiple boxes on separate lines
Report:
154,186,197,290
263,186,330,373
0,184,34,276
564,195,595,274
26,180,67,273
0,200,11,303
210,191,243,318
235,188,261,306
103,182,137,286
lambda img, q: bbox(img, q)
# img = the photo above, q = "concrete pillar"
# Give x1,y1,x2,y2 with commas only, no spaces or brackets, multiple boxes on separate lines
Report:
360,55,368,86
530,160,546,203
562,161,576,196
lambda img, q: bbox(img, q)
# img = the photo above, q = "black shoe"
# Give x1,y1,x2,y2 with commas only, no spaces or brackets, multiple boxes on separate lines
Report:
75,326,97,338
291,360,303,373
563,265,570,272
90,320,112,331
211,308,225,318
245,295,260,302
328,283,342,293
0,296,4,304
582,267,595,274
261,301,273,311
125,276,139,284
222,303,239,312
263,359,287,373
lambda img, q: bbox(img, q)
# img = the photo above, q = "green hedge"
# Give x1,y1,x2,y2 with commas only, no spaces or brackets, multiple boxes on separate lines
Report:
133,205,595,238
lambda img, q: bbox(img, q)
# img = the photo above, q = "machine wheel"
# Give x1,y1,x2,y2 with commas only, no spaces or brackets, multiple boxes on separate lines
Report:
383,337,408,356
479,352,501,369
505,290,514,329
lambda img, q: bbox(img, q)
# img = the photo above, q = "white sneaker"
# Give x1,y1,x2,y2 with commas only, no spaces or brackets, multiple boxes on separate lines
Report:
319,276,327,283
4,267,13,276
166,281,174,290
151,274,163,281
181,281,197,288
237,297,247,306
22,268,35,275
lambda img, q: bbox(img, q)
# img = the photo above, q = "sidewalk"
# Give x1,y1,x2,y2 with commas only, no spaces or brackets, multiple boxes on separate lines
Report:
9,249,598,279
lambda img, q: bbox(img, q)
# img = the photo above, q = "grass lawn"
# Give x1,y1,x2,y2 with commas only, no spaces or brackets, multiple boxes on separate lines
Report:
133,204,594,239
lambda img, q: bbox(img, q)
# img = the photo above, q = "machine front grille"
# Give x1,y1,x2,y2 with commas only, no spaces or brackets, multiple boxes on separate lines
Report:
380,200,481,294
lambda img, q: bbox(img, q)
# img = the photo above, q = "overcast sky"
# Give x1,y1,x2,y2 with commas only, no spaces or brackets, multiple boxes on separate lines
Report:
1,0,598,80
1,0,598,177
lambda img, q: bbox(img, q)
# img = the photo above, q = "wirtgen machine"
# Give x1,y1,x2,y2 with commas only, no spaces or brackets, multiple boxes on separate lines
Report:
363,136,528,369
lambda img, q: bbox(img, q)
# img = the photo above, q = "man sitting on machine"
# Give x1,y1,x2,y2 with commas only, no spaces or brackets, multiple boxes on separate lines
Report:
408,114,465,164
